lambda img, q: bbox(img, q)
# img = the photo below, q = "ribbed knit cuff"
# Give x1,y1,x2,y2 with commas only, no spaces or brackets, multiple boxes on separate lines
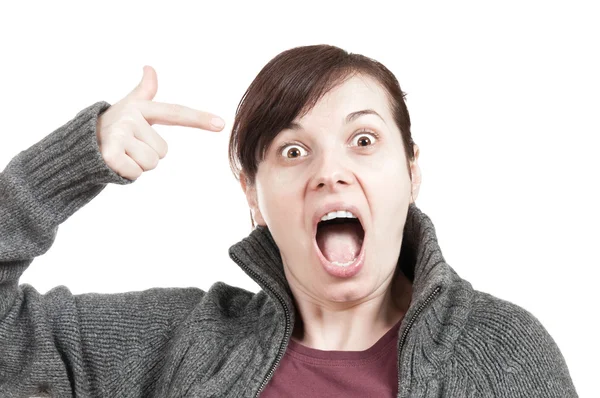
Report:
5,101,134,225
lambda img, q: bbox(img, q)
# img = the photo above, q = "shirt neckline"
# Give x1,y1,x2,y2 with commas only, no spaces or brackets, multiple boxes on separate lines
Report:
286,317,403,362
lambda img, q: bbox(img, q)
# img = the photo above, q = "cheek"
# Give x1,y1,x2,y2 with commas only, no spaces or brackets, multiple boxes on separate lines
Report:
362,152,410,226
257,178,304,227
362,150,408,188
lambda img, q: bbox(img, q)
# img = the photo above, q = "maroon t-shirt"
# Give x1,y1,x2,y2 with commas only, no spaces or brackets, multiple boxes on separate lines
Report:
260,318,402,397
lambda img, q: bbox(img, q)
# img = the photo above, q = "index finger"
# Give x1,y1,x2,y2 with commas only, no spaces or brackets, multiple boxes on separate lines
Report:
138,101,225,131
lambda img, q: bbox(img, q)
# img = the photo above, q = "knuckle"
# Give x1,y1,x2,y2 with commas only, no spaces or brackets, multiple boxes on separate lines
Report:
106,125,128,143
127,170,141,181
150,153,160,169
133,168,143,179
121,111,138,122
158,139,168,158
118,115,138,130
126,162,143,180
139,151,159,171
122,100,141,113
101,149,119,168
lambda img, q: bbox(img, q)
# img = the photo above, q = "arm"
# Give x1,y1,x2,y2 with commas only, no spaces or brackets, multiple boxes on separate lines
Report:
0,101,204,397
0,100,129,318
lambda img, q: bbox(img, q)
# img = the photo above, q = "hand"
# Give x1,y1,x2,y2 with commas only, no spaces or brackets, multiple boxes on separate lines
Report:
96,65,225,180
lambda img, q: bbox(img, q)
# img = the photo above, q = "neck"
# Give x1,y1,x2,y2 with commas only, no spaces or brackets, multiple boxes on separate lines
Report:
290,269,413,351
228,203,459,356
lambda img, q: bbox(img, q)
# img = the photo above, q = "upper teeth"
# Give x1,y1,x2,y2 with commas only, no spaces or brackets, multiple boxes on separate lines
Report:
320,210,358,222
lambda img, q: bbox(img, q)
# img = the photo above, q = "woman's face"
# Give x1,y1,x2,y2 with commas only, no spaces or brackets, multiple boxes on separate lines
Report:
241,75,421,305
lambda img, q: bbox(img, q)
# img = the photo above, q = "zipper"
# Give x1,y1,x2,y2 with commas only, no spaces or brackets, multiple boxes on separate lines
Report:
229,252,292,398
396,285,441,396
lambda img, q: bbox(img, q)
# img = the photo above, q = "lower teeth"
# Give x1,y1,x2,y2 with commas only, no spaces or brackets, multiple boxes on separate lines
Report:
330,259,356,267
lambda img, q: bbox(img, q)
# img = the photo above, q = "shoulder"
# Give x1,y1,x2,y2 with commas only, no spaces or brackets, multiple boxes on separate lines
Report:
202,281,276,316
467,290,549,342
453,290,577,396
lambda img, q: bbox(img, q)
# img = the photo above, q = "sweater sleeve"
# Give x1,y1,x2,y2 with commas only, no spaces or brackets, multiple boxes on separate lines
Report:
0,102,206,397
456,292,579,397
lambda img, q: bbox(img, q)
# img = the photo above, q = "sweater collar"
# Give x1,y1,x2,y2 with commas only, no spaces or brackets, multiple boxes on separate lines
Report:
228,202,462,321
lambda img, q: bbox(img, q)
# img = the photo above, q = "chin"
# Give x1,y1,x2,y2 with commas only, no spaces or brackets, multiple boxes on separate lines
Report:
318,275,376,304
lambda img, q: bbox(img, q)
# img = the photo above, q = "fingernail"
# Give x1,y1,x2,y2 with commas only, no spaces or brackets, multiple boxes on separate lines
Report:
211,117,225,128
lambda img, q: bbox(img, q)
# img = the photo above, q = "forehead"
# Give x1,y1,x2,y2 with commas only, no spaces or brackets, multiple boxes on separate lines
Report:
296,75,391,124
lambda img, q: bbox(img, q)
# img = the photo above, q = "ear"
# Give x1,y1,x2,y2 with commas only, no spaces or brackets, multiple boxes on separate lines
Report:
409,144,422,204
239,171,266,227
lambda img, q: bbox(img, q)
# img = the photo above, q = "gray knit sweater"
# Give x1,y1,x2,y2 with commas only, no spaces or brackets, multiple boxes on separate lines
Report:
0,101,578,397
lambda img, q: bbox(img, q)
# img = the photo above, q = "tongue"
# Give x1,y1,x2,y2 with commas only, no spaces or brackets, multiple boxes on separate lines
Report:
316,222,363,263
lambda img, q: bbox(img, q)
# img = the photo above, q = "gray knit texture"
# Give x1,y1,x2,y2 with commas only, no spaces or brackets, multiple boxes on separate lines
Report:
0,101,578,397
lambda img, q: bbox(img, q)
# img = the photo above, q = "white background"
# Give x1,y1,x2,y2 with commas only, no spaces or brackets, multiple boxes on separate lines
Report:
0,0,597,395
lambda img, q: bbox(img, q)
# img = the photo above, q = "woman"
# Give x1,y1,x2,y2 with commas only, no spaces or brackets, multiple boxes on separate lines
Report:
0,45,577,397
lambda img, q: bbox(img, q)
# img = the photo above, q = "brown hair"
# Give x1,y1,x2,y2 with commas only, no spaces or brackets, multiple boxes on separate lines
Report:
228,44,416,228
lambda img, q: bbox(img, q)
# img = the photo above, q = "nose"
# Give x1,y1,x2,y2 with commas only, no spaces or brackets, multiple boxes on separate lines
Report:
310,149,355,193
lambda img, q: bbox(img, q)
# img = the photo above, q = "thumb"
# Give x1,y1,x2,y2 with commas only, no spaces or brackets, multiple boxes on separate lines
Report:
124,65,158,102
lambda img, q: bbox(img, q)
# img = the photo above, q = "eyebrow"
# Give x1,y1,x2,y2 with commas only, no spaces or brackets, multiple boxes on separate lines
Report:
287,109,385,130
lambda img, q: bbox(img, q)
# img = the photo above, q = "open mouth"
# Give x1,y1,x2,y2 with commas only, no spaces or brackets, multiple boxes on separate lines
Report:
315,217,365,266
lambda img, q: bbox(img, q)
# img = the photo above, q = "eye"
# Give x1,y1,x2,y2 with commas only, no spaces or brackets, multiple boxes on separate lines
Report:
351,129,379,148
280,143,308,159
